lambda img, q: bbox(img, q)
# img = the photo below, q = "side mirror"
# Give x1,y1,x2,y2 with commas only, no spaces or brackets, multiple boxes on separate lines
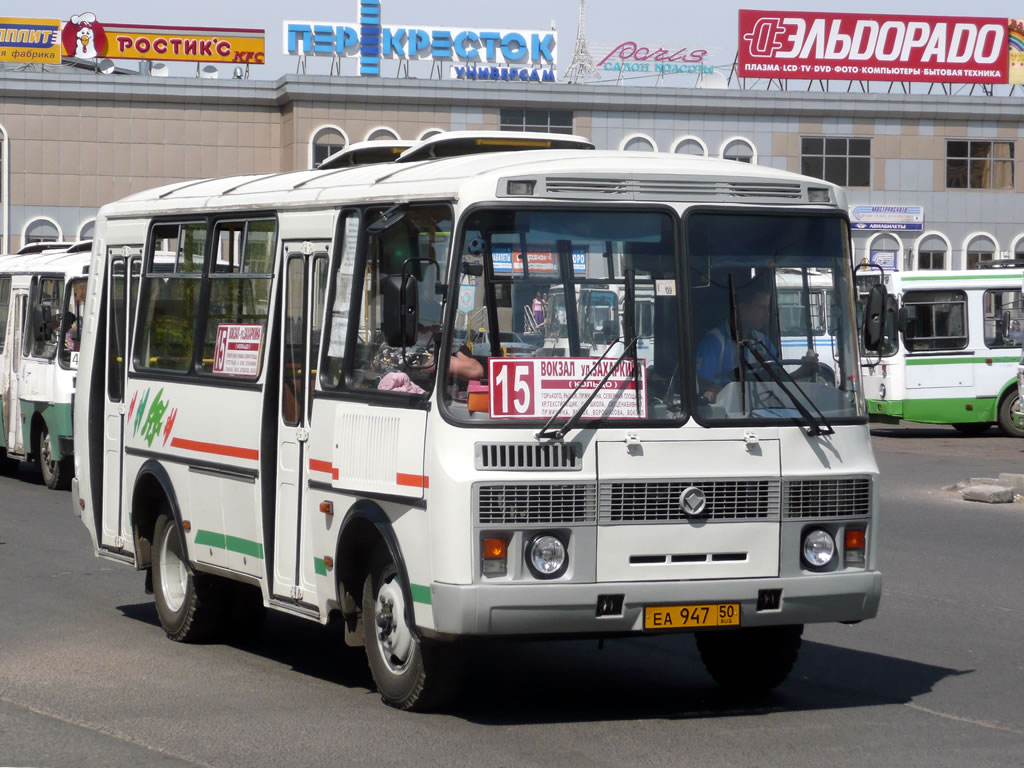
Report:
382,274,418,347
862,284,886,352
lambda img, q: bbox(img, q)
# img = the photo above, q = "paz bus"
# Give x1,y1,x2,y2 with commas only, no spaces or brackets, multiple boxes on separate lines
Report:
73,131,884,710
0,242,91,487
858,266,1024,437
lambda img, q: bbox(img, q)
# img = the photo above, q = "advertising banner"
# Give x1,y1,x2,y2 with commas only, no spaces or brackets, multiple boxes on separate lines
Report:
738,10,1007,83
0,17,61,63
849,205,924,231
62,13,265,64
488,358,647,420
490,247,587,275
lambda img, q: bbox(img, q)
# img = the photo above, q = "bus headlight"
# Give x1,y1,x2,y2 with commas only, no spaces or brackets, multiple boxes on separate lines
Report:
802,529,835,568
526,534,568,579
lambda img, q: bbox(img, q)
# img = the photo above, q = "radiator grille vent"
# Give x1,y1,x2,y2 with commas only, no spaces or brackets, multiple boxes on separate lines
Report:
542,176,804,202
784,478,872,519
599,479,781,524
476,483,596,525
475,442,582,471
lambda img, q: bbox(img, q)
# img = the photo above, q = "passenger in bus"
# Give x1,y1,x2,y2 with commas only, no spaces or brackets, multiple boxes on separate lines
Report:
1008,320,1023,344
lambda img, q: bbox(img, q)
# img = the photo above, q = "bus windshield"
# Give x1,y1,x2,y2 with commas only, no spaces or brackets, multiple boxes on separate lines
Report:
444,208,682,424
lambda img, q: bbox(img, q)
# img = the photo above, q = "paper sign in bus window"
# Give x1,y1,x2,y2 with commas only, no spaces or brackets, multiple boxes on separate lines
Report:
213,323,264,376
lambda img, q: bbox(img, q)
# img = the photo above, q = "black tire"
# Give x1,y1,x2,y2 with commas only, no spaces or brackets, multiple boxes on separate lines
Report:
998,391,1024,438
152,514,227,643
952,422,992,436
362,548,460,711
696,624,803,693
38,425,71,490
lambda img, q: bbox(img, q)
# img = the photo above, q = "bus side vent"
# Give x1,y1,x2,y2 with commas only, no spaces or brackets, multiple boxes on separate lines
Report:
599,479,781,524
475,442,582,471
541,175,804,203
783,478,872,519
474,483,596,525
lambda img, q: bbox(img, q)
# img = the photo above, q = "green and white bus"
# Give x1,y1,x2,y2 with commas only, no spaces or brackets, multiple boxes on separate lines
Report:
0,242,91,486
859,267,1024,436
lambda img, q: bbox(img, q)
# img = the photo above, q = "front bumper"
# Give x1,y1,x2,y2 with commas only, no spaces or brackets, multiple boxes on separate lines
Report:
430,571,882,636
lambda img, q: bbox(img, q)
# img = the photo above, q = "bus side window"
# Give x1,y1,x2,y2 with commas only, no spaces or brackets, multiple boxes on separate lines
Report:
0,276,10,354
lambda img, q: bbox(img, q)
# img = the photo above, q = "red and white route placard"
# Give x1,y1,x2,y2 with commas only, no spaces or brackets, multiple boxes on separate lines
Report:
213,323,264,377
488,357,647,420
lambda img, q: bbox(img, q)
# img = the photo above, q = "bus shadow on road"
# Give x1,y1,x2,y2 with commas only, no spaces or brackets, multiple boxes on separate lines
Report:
117,602,967,722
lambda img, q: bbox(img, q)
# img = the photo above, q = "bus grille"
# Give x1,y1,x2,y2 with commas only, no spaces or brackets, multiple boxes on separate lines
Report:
599,479,781,523
783,478,872,519
542,176,804,202
475,442,582,471
475,483,596,525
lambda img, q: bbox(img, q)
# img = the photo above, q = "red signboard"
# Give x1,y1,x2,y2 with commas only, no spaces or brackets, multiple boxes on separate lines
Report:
738,10,1008,83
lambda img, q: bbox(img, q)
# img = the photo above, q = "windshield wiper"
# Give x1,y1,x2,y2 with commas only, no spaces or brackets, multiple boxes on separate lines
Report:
740,338,835,438
535,335,640,440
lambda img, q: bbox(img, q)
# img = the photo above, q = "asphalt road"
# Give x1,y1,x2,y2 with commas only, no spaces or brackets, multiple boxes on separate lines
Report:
1,425,1023,768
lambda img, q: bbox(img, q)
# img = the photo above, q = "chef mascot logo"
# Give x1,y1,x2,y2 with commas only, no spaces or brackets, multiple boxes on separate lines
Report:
62,13,108,60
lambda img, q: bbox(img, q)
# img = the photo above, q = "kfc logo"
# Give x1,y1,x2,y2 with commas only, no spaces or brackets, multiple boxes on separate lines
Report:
62,12,108,59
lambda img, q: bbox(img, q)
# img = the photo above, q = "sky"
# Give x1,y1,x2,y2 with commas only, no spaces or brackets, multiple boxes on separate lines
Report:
4,0,1023,83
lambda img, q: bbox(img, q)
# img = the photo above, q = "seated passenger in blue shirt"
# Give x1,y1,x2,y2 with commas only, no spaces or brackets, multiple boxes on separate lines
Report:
697,287,779,402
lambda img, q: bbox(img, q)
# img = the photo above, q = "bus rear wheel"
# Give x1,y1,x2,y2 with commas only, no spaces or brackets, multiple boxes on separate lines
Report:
152,513,227,643
696,624,803,694
998,392,1024,438
38,425,71,490
362,549,459,711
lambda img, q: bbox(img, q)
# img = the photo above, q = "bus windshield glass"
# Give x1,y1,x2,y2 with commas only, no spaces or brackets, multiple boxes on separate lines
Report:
687,212,864,424
444,208,682,424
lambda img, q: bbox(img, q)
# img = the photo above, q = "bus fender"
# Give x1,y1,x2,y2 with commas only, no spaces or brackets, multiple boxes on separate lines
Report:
131,459,187,572
997,376,1018,405
336,500,420,642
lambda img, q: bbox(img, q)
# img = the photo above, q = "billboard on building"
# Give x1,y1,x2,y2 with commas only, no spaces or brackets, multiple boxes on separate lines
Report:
61,13,265,64
284,1,556,79
849,205,924,232
0,17,61,64
738,10,1008,83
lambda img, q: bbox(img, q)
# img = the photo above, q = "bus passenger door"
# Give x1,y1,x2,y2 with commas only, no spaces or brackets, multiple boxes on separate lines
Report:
273,247,325,604
101,253,142,552
5,292,28,456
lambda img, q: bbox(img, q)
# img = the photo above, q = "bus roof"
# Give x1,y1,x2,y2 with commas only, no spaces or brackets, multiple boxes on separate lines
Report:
96,150,845,222
0,247,91,275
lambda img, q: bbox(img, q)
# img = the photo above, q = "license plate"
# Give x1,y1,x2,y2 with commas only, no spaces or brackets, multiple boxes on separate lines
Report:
644,603,741,631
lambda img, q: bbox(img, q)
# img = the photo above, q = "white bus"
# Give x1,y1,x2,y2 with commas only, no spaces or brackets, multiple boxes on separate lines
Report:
73,133,883,710
0,242,91,487
858,267,1024,437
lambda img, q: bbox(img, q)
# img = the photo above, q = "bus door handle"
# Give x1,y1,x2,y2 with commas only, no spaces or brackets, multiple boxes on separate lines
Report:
296,427,309,443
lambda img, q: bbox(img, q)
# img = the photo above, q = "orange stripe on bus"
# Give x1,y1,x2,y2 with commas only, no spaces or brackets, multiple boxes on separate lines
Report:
169,437,259,461
396,473,429,489
309,458,339,480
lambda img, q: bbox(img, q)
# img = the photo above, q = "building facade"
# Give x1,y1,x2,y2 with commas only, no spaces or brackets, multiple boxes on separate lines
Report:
1,67,1023,269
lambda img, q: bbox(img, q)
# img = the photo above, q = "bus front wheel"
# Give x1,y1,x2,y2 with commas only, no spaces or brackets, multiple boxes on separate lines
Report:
152,514,226,643
998,392,1024,438
38,425,71,490
362,549,459,710
696,624,803,694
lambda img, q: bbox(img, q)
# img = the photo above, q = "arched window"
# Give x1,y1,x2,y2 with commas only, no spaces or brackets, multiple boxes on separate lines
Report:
915,234,949,270
77,218,96,242
23,216,62,245
365,127,400,142
965,234,998,270
310,125,348,169
620,133,656,152
863,232,903,271
417,128,443,141
671,136,707,156
720,137,756,164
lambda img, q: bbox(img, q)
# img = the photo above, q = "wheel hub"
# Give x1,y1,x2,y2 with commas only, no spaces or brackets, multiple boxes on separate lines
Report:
375,576,413,673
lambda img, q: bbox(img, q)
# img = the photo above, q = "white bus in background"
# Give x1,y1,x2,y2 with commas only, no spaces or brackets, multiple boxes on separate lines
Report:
0,242,91,487
858,267,1024,437
73,131,883,710
777,269,839,378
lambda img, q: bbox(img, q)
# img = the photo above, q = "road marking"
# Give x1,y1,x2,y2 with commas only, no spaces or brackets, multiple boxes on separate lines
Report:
905,702,1024,736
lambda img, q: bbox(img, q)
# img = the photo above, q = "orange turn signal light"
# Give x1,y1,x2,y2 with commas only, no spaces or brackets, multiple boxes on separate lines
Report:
845,529,865,550
182,520,191,532
323,556,334,570
482,538,508,560
320,500,334,516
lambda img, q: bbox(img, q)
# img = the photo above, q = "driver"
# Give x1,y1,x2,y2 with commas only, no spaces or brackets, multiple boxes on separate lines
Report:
697,286,782,402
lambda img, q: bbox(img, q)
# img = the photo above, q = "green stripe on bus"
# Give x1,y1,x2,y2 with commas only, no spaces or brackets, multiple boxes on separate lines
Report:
901,273,1022,282
905,356,1020,366
410,583,432,605
194,529,264,559
314,557,327,576
868,397,998,423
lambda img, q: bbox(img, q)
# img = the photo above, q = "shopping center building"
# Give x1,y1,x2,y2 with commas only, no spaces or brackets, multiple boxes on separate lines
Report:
2,35,1023,269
